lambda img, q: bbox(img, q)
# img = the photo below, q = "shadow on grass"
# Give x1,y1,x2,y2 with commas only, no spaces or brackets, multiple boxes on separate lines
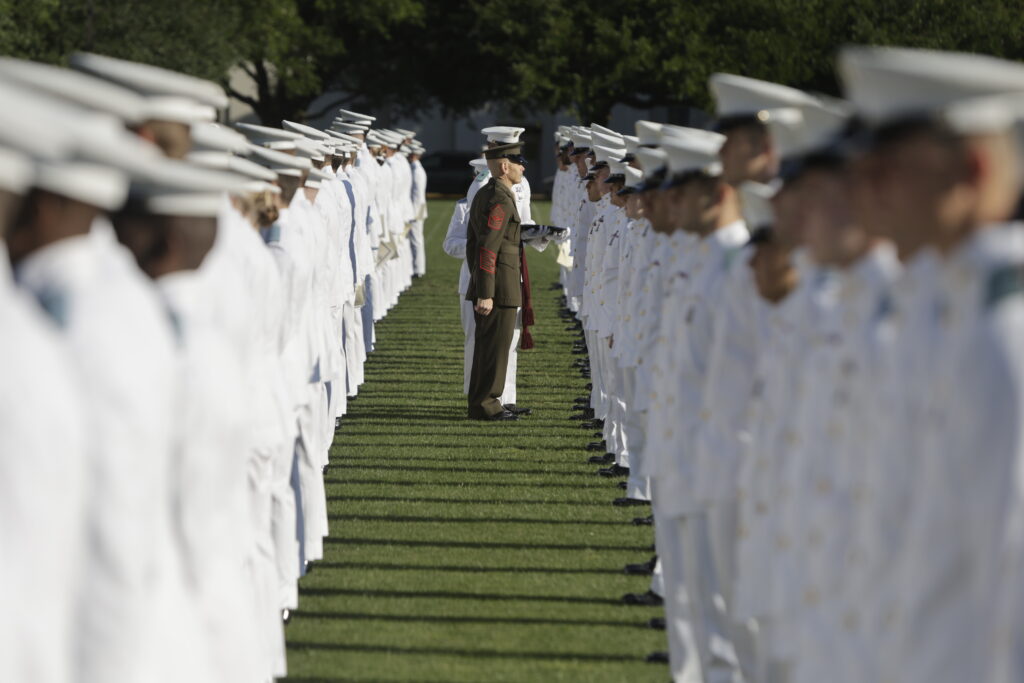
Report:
309,561,624,575
325,495,611,507
284,641,643,663
296,586,633,607
327,478,614,489
322,537,648,552
290,610,647,629
327,513,627,526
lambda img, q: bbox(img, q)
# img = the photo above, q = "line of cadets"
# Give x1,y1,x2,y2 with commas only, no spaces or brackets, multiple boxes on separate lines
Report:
0,54,428,682
551,45,1024,683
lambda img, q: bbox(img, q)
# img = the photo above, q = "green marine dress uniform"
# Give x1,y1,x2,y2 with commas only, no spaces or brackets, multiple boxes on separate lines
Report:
466,177,522,418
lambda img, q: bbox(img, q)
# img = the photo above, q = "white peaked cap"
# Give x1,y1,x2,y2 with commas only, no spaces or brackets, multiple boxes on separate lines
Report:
635,121,663,146
739,181,777,229
33,161,128,211
621,135,640,155
659,123,709,142
308,166,334,182
635,147,668,175
235,122,303,144
661,130,726,177
570,129,592,148
325,129,363,144
710,73,819,119
469,158,488,171
70,52,228,109
837,45,1024,134
0,80,76,162
0,146,34,194
591,130,624,149
190,122,250,154
125,157,250,217
761,101,852,161
593,145,626,165
336,108,375,123
623,165,644,189
395,128,417,138
186,151,277,182
282,120,331,141
591,123,619,137
0,57,148,125
331,119,370,134
606,159,627,178
143,97,216,124
247,145,312,176
266,138,325,161
481,126,525,143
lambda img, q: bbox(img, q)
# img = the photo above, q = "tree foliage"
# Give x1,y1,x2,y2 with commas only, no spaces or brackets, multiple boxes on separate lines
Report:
2,0,1022,125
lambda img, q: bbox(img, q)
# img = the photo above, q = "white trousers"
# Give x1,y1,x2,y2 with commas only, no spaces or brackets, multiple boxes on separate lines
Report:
410,219,426,276
654,512,703,683
460,298,520,405
621,366,651,500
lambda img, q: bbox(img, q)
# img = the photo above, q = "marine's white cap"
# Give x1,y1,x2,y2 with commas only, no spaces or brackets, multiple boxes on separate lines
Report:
248,145,312,177
634,121,663,147
190,122,250,154
593,145,626,166
125,158,249,217
739,181,777,230
143,97,217,124
621,135,640,156
70,52,228,109
235,122,303,144
570,129,592,150
621,165,644,191
336,108,375,123
282,120,331,141
331,120,370,134
635,147,668,177
482,126,525,144
469,157,488,171
661,130,726,179
0,146,34,194
0,57,147,125
186,151,277,182
591,130,624,149
837,45,1024,134
710,73,819,126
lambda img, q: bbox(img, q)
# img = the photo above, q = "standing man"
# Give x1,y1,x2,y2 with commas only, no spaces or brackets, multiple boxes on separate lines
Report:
466,141,527,421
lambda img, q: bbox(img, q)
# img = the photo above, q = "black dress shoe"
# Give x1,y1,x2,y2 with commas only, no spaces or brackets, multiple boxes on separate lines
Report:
485,410,520,422
503,404,532,416
624,556,657,575
648,617,666,630
598,464,630,477
593,431,603,438
572,348,587,355
617,481,628,489
613,497,651,507
570,408,595,420
622,590,664,606
632,515,654,526
582,419,604,429
645,651,669,663
588,453,615,464
585,383,593,390
585,441,607,452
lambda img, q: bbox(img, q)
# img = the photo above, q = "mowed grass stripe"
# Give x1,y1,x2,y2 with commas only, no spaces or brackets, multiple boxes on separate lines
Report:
283,200,665,682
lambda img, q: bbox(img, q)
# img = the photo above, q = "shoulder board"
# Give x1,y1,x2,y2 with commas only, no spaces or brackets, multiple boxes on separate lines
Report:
985,263,1024,309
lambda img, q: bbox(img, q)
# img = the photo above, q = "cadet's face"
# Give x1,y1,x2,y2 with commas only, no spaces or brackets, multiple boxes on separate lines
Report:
649,189,676,234
750,241,799,303
720,124,775,185
855,132,962,260
7,190,100,266
769,181,808,249
586,177,602,202
640,190,658,221
595,165,611,193
671,179,718,235
625,193,643,219
609,184,626,206
798,166,865,267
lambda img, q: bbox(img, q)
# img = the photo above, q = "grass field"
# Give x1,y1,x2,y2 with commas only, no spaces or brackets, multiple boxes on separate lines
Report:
282,200,667,682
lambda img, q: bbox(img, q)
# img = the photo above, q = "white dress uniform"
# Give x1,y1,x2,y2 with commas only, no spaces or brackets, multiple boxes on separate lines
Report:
0,241,87,683
15,230,193,683
410,156,428,276
791,244,900,683
158,269,265,683
884,225,1024,683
